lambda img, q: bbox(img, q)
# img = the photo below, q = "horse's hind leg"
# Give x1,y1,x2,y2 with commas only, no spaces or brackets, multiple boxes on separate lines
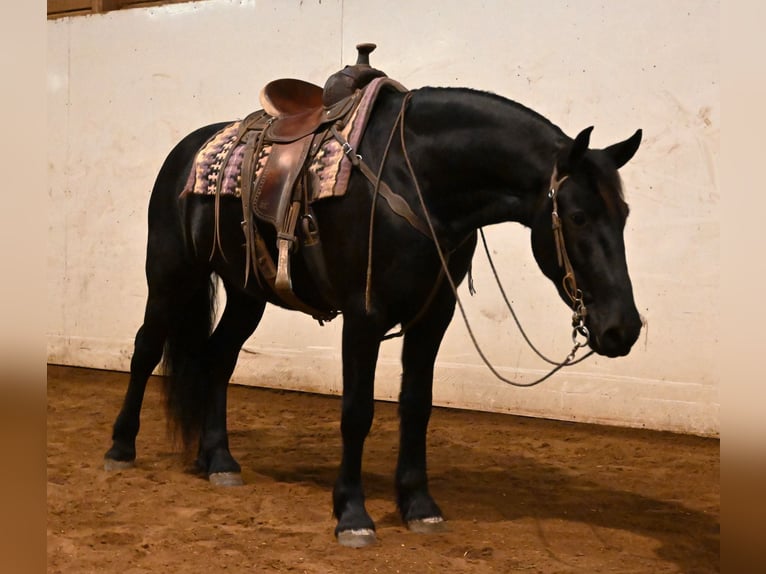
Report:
195,286,265,486
396,288,456,533
104,203,201,470
104,295,169,469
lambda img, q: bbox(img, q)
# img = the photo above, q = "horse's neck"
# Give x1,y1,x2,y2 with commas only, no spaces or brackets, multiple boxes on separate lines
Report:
404,88,562,238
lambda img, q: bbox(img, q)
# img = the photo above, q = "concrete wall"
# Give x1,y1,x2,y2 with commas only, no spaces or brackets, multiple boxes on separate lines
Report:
47,0,719,436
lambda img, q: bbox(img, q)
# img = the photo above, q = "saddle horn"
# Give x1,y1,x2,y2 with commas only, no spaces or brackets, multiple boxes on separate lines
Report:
355,43,376,66
323,42,388,107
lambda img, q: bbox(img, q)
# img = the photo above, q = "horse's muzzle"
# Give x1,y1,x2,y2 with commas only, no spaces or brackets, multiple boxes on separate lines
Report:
588,309,643,358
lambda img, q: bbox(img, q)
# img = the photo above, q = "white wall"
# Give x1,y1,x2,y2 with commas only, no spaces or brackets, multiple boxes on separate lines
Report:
47,0,719,436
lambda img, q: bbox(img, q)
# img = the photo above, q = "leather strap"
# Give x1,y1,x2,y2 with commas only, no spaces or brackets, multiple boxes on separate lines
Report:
548,167,588,326
211,110,268,262
358,159,431,237
329,125,430,237
252,230,337,323
239,127,265,287
548,168,577,303
300,209,341,309
274,200,302,295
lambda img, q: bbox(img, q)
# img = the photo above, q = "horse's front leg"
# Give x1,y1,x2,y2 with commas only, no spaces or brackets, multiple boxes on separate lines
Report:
396,288,456,532
333,310,385,548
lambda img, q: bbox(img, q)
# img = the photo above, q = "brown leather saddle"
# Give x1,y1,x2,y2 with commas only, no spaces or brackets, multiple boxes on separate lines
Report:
234,44,389,322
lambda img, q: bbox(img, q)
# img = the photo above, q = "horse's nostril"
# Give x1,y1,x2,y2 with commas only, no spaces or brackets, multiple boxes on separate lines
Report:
602,327,623,347
597,320,640,357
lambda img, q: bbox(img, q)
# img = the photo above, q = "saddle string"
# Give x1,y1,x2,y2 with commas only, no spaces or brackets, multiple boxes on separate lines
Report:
241,127,267,287
210,111,268,264
363,98,407,314
396,94,593,387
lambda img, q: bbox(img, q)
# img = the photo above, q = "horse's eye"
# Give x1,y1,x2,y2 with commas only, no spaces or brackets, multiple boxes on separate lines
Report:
570,212,588,227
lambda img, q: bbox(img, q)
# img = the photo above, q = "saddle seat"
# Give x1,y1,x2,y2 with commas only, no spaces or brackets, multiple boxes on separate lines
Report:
260,78,324,118
259,78,331,142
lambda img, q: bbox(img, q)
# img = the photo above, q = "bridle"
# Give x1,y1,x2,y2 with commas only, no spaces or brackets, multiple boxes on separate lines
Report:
548,168,591,352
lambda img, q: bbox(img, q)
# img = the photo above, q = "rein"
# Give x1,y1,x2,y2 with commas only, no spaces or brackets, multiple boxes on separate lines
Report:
394,92,593,387
478,229,593,367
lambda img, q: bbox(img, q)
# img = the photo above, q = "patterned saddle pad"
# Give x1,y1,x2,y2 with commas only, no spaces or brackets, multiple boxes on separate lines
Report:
181,77,407,203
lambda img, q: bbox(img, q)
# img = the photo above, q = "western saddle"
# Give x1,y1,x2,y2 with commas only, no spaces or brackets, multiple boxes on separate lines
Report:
223,43,390,323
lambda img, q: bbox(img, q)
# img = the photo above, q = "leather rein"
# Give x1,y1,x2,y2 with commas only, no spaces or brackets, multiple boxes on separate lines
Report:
343,91,594,387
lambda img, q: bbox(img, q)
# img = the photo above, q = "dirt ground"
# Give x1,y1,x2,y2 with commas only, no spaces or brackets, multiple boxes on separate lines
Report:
47,365,719,573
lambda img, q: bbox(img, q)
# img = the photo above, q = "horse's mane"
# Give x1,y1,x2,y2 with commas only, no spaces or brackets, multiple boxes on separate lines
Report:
413,86,628,209
414,86,564,135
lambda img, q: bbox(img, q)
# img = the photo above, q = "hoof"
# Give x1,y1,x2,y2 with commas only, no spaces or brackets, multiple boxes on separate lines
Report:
209,472,244,487
408,516,446,534
104,458,135,471
337,528,377,548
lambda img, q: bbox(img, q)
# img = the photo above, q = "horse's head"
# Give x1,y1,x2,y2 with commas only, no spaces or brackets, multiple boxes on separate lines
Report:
531,126,643,358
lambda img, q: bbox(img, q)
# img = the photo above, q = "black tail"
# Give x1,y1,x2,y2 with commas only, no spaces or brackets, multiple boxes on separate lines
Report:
161,274,218,451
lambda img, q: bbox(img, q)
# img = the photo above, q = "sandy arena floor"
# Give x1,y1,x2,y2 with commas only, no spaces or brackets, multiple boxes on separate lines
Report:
47,365,719,573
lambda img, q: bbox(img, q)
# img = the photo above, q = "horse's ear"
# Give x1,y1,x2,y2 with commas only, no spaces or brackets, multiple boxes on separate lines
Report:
603,129,642,169
556,126,593,175
569,126,594,166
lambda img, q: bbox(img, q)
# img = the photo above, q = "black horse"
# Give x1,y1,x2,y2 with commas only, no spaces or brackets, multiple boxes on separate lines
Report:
104,80,642,547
